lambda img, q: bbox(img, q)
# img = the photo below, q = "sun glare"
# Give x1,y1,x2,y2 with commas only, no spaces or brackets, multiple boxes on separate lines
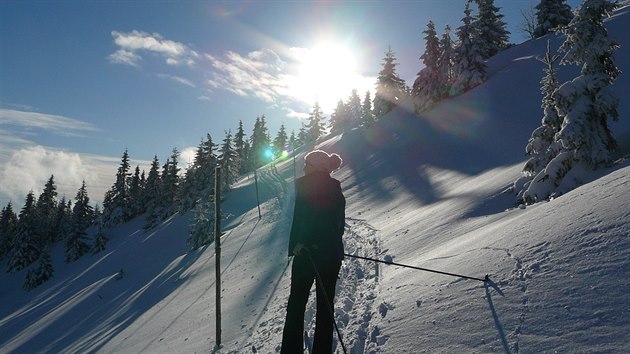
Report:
288,41,373,114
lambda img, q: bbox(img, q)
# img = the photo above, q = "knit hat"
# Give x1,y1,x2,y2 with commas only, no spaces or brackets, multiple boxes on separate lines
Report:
305,150,342,173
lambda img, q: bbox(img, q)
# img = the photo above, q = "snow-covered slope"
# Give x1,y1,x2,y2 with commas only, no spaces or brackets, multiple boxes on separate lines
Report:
1,6,629,354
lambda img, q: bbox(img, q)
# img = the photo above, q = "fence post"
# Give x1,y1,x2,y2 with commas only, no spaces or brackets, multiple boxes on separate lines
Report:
254,168,261,219
214,166,222,348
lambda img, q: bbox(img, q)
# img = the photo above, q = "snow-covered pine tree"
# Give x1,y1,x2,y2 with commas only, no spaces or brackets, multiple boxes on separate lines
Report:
250,115,272,169
129,165,144,217
413,20,442,112
289,130,297,150
179,166,197,212
143,155,162,229
92,223,108,254
524,0,621,202
534,0,575,38
361,90,375,127
23,250,53,291
160,148,181,217
234,120,248,174
65,181,93,262
450,0,487,96
188,196,214,250
7,191,40,272
306,101,326,143
273,123,288,155
438,25,455,99
373,47,406,118
53,196,73,242
329,99,349,134
557,0,620,162
104,149,132,225
197,134,218,192
473,0,510,59
297,123,308,147
347,89,362,129
218,130,239,189
35,175,58,246
0,202,18,261
515,40,562,203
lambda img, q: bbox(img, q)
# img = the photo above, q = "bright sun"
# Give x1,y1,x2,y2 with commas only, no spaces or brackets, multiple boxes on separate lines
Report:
288,41,374,114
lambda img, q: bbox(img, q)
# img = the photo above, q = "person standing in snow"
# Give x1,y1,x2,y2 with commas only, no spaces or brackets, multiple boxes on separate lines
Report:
281,150,346,354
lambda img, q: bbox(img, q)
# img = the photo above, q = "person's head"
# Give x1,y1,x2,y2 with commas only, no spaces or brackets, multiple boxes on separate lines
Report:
304,150,342,175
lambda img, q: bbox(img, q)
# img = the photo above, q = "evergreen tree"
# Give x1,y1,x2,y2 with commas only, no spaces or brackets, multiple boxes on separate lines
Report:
23,250,53,291
523,0,621,203
361,90,376,127
374,47,406,118
273,123,289,155
65,181,93,262
534,0,574,37
53,196,73,242
306,101,326,143
198,134,218,190
234,120,247,165
129,165,143,216
104,149,132,225
297,123,308,147
179,167,197,212
0,202,18,260
188,197,214,250
35,175,58,245
143,155,162,216
555,0,620,164
7,191,40,272
450,0,487,96
93,203,102,225
92,223,108,254
413,20,442,112
160,147,181,216
437,25,455,98
329,99,349,134
516,40,563,203
250,115,271,169
218,130,239,189
289,130,297,150
473,0,510,59
347,89,362,129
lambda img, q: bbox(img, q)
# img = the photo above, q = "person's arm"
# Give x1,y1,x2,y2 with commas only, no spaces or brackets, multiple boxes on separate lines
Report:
288,182,304,257
336,181,346,235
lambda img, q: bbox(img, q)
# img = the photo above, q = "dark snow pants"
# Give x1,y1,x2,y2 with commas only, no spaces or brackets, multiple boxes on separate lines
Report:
281,254,341,354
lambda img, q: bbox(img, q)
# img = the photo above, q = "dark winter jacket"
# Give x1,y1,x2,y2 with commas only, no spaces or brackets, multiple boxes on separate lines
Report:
288,171,346,263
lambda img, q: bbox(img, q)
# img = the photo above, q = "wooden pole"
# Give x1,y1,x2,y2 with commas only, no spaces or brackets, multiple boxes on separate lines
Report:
214,166,222,348
292,144,297,187
254,168,261,219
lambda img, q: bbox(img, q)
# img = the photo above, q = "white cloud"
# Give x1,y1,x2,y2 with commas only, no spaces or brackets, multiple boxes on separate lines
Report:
0,109,100,137
283,107,309,120
0,146,98,204
108,49,142,66
157,74,196,87
108,30,198,67
204,46,376,116
180,146,197,169
206,49,289,103
0,146,154,207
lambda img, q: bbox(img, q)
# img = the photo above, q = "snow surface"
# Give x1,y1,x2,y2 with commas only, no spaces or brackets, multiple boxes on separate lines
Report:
1,6,629,354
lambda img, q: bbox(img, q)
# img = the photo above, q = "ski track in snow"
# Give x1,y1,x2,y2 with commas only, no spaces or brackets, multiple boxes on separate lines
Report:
244,218,386,354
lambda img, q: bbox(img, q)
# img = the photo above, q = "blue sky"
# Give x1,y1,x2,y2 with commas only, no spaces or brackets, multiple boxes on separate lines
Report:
0,0,581,207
